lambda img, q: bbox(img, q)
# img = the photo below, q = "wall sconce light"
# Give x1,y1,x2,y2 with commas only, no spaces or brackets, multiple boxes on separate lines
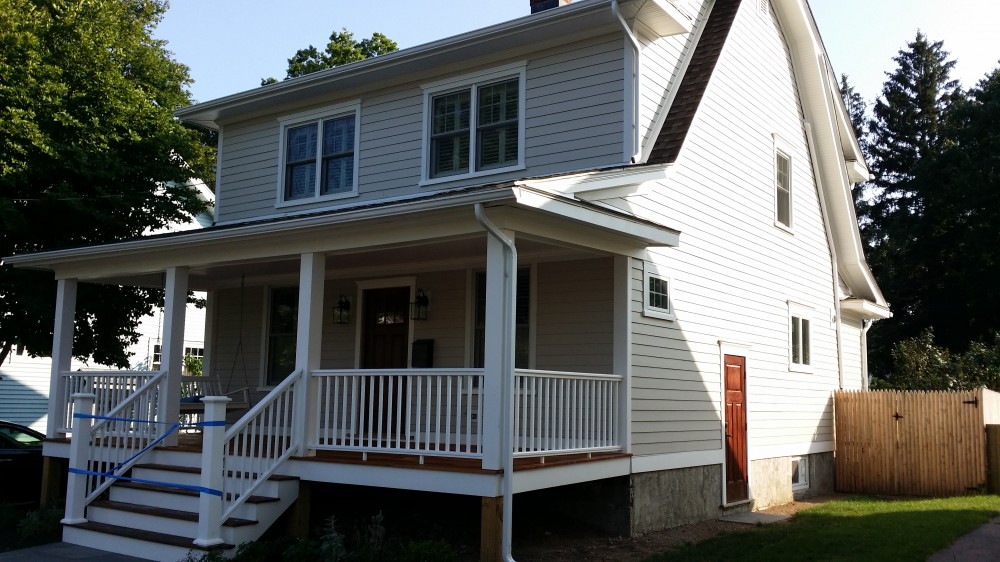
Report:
411,289,429,321
333,294,351,324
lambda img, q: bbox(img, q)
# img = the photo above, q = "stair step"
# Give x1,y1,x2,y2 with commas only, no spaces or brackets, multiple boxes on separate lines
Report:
90,500,257,527
134,462,299,481
65,520,234,552
114,481,280,503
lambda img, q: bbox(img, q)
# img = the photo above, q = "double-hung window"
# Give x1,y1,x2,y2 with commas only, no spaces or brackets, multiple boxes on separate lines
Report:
278,102,360,204
423,63,526,183
773,134,793,230
788,301,812,371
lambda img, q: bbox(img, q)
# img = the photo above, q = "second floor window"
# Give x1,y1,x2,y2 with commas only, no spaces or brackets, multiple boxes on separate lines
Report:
424,64,525,183
278,103,360,204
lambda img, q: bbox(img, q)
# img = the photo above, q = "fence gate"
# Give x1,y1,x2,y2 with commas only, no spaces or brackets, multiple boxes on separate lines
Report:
835,389,987,496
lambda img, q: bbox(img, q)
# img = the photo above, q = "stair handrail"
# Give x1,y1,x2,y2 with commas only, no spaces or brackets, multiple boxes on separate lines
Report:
63,371,170,523
217,368,303,523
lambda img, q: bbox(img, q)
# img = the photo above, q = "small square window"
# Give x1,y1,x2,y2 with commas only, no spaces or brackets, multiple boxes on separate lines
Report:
788,302,812,371
791,456,809,490
643,263,675,321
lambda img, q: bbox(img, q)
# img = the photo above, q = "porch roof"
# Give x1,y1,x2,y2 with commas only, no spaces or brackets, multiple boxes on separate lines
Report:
4,181,679,289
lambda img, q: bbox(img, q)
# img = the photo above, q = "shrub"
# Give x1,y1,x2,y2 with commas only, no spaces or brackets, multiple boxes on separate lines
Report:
16,504,62,548
397,538,459,562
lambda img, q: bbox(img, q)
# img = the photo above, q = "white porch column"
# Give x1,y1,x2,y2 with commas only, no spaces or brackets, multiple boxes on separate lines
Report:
48,278,77,438
613,255,633,453
481,230,516,471
293,253,325,456
158,267,189,446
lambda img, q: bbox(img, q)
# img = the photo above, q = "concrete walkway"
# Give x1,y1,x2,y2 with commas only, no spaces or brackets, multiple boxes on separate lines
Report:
0,542,149,561
929,515,1000,562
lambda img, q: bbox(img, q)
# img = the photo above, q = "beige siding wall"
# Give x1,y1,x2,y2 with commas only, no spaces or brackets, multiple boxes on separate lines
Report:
535,258,615,374
215,34,626,224
607,1,843,458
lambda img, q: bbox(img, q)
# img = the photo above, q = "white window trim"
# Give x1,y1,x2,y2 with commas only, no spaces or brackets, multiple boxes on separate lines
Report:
420,62,527,186
275,100,362,208
791,455,810,491
788,300,813,373
642,262,675,321
773,133,793,232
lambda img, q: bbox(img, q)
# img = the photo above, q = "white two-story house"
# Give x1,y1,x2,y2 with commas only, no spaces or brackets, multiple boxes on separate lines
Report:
5,0,890,560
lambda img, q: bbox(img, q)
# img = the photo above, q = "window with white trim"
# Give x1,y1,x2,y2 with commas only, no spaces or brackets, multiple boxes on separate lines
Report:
277,103,360,204
788,302,812,371
643,262,675,321
791,456,809,490
775,150,792,228
422,64,526,183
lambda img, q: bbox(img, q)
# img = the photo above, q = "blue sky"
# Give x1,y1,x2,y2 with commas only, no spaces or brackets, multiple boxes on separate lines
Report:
155,0,999,110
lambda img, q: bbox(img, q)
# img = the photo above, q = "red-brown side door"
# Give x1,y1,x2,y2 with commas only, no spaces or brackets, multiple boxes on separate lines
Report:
724,354,748,503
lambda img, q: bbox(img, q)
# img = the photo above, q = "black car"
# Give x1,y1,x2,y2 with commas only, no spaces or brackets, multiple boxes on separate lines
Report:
0,420,44,506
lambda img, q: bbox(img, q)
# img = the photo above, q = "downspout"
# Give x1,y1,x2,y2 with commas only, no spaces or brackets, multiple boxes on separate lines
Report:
474,203,517,562
861,319,874,388
612,0,642,163
803,121,845,389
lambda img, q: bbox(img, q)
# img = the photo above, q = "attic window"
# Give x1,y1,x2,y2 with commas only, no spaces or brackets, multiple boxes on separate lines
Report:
277,102,361,206
757,0,769,16
421,63,526,185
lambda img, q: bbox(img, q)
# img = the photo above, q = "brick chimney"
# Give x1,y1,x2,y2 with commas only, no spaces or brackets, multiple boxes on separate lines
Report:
530,0,572,14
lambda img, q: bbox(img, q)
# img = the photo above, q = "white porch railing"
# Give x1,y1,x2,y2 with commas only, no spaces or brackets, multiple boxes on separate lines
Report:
60,370,157,432
310,369,484,458
63,372,168,522
218,369,301,522
512,369,623,457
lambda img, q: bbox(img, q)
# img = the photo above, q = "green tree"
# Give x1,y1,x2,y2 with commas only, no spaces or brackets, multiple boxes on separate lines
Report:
261,28,397,85
861,32,963,381
0,0,212,367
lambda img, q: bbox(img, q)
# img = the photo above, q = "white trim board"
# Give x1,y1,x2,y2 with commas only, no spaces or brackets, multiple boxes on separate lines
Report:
630,449,724,474
750,441,834,461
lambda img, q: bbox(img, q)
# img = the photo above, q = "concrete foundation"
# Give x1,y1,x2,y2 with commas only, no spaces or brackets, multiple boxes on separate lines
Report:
750,451,836,509
798,451,835,498
629,464,723,536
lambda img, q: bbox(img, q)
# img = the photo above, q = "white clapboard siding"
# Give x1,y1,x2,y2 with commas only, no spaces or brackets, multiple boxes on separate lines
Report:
625,0,842,458
638,0,712,150
840,316,865,390
215,34,627,224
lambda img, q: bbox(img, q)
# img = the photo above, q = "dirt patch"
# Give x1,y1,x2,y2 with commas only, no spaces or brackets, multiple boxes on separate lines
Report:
509,495,840,562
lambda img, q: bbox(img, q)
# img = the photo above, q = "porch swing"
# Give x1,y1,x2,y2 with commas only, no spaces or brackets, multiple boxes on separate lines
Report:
179,275,252,421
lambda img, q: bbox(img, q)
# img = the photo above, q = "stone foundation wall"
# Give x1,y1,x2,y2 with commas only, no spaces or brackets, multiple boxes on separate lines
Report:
629,464,723,535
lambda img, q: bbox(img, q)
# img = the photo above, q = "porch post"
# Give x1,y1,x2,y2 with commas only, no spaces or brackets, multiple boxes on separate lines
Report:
613,255,632,453
293,252,325,456
194,396,230,547
48,278,77,438
158,266,188,446
481,230,516,471
62,393,94,524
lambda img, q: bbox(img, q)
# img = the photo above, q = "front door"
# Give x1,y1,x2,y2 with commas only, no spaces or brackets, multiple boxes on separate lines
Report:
359,287,410,442
724,354,749,503
361,287,410,369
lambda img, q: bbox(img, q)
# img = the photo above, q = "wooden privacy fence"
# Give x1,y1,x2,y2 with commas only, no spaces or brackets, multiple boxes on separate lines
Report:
834,388,1000,496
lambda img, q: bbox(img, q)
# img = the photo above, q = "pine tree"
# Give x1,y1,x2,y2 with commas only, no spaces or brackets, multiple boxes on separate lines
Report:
862,32,963,381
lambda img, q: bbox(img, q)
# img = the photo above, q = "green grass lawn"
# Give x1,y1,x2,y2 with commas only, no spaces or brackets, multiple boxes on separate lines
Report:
648,495,1000,562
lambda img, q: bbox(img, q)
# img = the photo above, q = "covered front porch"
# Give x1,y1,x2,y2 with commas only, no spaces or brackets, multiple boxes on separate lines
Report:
27,186,678,556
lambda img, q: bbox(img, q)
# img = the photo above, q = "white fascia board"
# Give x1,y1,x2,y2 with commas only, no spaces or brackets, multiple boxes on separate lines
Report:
773,0,886,307
511,184,680,247
841,298,893,320
517,164,670,198
3,188,516,274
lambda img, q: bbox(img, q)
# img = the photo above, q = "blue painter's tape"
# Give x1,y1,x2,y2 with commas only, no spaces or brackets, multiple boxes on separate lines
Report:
68,468,222,497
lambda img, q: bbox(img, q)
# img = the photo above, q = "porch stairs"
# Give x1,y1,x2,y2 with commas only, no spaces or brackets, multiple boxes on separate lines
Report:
62,448,299,561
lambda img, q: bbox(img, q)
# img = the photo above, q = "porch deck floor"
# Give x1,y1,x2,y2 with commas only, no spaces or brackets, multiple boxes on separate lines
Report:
49,434,630,474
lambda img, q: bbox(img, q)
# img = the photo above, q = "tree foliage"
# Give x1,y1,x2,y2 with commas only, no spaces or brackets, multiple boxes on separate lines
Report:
261,28,397,85
856,32,1000,388
0,0,212,367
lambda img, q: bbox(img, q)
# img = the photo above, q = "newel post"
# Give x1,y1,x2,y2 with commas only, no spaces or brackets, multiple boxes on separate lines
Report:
195,396,230,547
62,393,94,524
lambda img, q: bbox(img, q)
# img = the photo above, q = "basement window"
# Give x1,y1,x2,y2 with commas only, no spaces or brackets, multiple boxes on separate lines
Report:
791,456,809,490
